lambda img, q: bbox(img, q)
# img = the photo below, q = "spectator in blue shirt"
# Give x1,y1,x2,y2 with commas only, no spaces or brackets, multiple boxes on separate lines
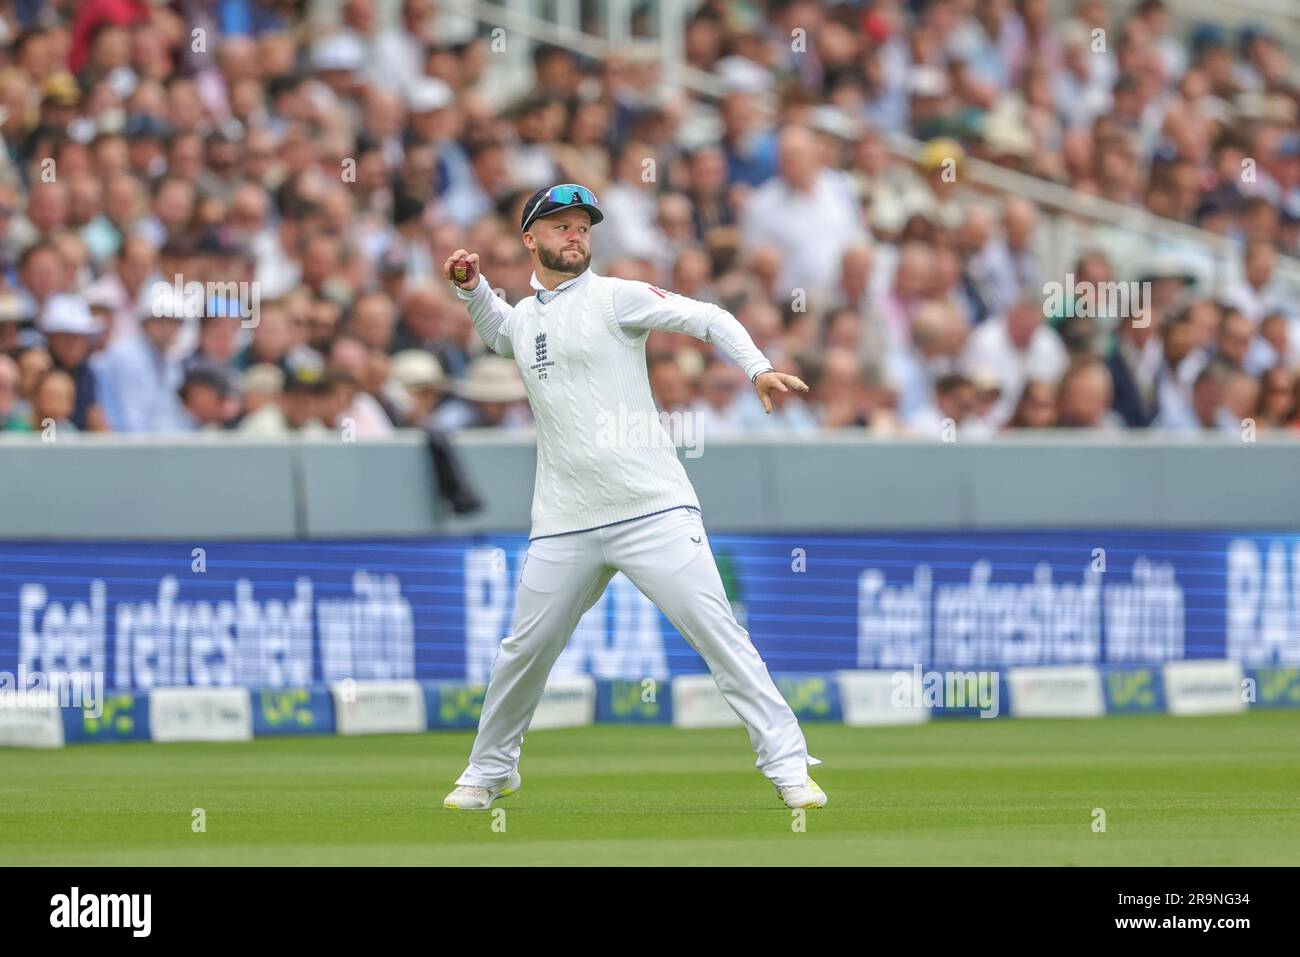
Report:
93,296,188,433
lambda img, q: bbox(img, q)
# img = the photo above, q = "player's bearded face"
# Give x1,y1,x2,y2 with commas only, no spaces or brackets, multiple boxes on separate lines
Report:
537,235,591,275
535,237,592,274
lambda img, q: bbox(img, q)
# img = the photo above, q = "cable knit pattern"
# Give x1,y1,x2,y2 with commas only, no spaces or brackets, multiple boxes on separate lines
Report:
454,268,775,539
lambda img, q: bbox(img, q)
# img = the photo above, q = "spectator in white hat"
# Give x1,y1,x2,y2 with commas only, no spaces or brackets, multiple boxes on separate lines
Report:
390,348,449,427
308,33,367,129
431,355,531,431
39,293,108,432
405,76,474,201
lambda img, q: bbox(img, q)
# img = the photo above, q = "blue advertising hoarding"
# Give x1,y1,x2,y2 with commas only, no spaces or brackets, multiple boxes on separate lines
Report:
2,530,1298,692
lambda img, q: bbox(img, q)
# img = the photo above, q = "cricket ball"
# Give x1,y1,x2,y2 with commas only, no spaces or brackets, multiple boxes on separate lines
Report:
451,257,476,286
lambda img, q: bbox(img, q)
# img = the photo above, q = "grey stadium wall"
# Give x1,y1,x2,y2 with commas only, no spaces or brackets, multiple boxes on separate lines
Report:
1,431,1299,539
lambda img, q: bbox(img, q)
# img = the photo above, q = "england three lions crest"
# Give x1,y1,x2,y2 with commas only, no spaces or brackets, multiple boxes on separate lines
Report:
531,332,554,379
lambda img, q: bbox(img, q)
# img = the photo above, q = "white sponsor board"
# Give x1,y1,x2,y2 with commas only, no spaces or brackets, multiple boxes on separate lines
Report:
837,670,930,726
0,693,65,748
672,674,742,728
1007,666,1105,718
527,676,596,731
1163,660,1247,716
331,679,426,735
149,687,253,742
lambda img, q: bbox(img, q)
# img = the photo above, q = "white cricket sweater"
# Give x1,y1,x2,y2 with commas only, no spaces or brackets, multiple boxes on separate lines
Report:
452,268,773,538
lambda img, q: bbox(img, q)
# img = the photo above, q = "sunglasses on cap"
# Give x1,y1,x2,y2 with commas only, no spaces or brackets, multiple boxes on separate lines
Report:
521,184,600,232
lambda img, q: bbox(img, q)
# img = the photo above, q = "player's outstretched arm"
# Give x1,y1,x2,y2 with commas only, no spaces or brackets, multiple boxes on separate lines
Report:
443,248,515,358
614,281,809,414
614,280,772,382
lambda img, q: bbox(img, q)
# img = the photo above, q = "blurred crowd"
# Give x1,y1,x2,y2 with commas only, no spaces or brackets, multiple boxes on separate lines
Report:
0,0,1298,441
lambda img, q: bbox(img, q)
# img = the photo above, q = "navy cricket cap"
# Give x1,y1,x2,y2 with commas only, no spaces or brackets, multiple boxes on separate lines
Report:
520,183,604,232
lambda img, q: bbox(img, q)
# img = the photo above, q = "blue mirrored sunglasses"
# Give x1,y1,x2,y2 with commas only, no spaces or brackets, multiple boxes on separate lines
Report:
524,184,598,230
549,184,597,205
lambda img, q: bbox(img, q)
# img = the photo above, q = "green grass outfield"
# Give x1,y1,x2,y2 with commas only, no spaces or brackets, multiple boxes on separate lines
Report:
2,711,1297,865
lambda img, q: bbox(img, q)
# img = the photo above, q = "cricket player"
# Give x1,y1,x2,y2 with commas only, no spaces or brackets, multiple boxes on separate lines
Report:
440,183,827,810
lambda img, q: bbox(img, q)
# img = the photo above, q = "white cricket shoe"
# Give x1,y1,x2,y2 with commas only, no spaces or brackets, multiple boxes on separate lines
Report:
778,778,828,809
442,769,521,810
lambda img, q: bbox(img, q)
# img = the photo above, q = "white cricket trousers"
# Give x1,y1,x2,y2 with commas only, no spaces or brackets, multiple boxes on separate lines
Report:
455,506,817,789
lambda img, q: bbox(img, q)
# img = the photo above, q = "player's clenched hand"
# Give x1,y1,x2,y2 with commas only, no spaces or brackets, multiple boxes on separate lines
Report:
443,249,481,289
754,370,809,414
